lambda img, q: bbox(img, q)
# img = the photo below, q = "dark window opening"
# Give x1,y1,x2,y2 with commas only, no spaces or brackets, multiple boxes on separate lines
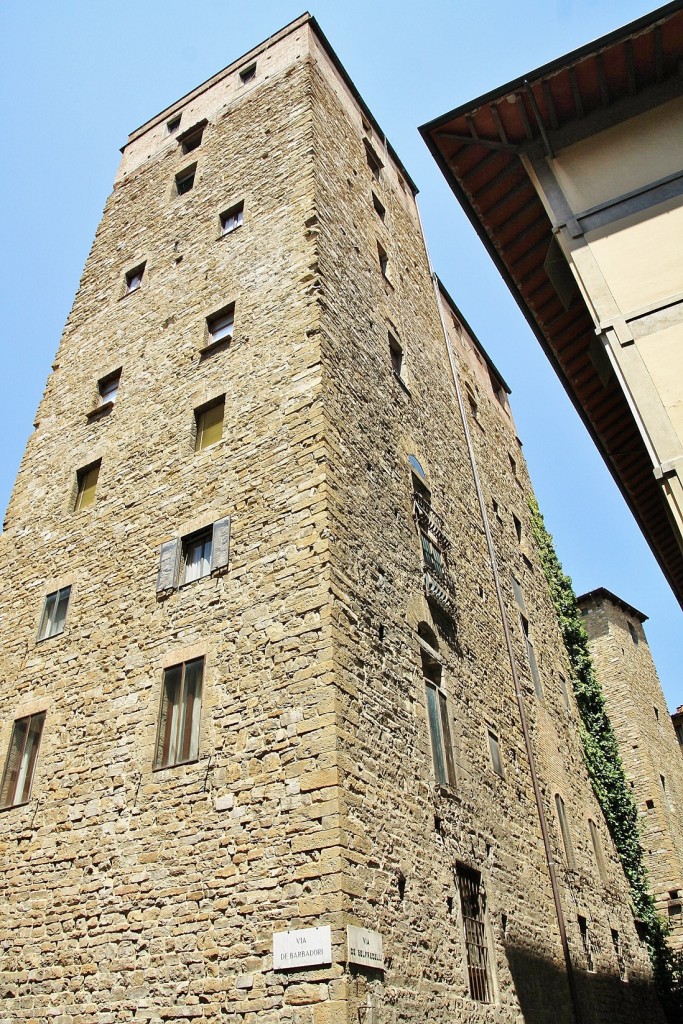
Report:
372,192,386,221
456,864,492,1003
239,63,256,84
176,165,196,195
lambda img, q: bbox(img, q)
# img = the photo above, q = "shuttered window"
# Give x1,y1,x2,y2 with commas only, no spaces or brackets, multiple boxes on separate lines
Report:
74,461,101,511
156,517,231,592
0,712,45,808
155,658,204,769
38,586,71,640
195,398,224,451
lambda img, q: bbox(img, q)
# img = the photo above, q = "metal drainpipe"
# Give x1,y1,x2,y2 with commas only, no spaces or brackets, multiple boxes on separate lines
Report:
414,211,582,1023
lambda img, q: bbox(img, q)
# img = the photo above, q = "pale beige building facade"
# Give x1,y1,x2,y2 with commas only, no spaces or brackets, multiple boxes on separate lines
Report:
421,2,683,608
0,15,666,1024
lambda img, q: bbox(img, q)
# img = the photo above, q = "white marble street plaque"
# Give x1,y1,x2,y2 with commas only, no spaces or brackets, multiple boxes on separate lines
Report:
273,926,332,970
346,925,384,969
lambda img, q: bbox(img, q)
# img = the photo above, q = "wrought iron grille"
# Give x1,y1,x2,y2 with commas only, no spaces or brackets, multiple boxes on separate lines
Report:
456,864,492,1003
413,491,450,551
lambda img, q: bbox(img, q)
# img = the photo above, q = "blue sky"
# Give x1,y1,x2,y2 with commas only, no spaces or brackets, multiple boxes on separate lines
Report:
0,1,680,711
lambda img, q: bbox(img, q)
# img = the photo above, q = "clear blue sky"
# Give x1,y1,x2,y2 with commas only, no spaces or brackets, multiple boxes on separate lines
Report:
0,1,680,711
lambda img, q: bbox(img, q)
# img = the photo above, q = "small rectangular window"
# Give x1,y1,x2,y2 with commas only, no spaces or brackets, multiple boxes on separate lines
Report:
372,192,386,221
38,586,71,641
555,794,576,868
389,332,403,377
74,461,101,512
195,397,225,451
182,528,212,585
456,864,492,1003
125,263,145,294
487,729,503,778
155,658,204,769
578,916,594,972
365,141,383,181
220,201,244,235
0,712,46,808
167,114,181,134
98,369,121,406
176,165,196,195
611,928,626,980
239,63,256,84
180,126,205,154
206,305,235,347
511,574,526,613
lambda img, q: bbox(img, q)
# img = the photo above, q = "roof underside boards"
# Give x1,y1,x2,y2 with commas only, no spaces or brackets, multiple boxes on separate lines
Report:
420,3,683,608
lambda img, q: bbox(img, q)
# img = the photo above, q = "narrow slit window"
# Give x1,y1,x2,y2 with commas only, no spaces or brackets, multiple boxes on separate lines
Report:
372,192,386,221
38,586,71,641
588,818,607,881
195,397,224,451
0,712,46,808
125,263,145,294
578,916,594,972
220,201,244,235
487,729,503,778
377,242,389,280
365,141,383,181
389,332,403,377
176,165,196,195
74,461,101,512
521,615,543,699
155,658,204,769
555,794,576,868
456,864,492,1003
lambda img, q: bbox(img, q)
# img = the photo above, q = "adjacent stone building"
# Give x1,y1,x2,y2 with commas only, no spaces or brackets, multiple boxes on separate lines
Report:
0,14,666,1024
578,588,683,952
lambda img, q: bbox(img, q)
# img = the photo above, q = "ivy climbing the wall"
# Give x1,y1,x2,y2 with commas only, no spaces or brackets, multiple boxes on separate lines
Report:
528,496,682,1021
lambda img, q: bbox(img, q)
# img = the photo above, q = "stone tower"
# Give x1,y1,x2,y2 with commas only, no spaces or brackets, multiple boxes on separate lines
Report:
578,588,683,952
0,15,665,1024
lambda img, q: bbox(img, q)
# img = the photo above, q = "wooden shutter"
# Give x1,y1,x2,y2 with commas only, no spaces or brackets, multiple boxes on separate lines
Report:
211,516,231,573
156,539,181,592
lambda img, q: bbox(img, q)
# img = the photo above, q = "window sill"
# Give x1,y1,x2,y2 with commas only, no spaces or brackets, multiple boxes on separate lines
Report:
216,224,243,241
0,799,30,814
36,629,66,644
199,337,232,358
86,401,114,421
392,371,411,396
119,288,141,301
153,756,201,773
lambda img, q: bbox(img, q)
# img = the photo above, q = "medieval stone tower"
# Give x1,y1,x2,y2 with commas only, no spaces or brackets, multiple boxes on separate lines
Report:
578,588,683,953
0,15,665,1024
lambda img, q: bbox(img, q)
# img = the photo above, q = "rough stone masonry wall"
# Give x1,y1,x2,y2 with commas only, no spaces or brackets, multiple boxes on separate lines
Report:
0,43,347,1023
308,36,661,1024
579,594,683,952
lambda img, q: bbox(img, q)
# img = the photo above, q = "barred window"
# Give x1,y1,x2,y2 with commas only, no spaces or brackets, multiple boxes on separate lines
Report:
456,864,492,1003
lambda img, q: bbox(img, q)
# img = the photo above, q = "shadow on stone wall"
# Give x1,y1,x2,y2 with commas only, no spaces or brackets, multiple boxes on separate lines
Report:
504,942,664,1024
